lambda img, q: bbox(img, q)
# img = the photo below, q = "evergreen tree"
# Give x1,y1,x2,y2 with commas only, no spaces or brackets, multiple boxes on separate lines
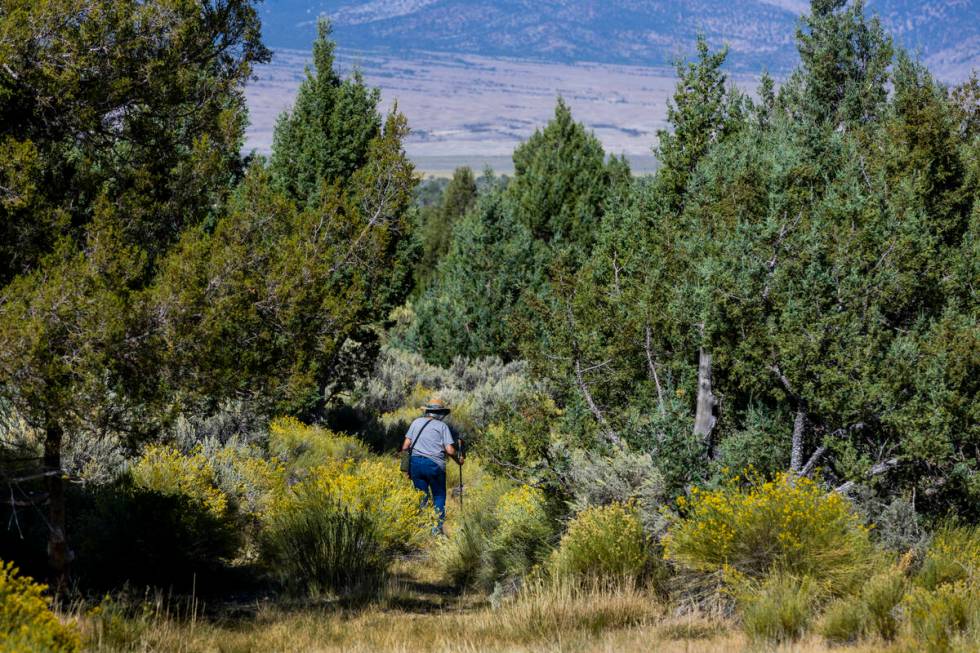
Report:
403,191,544,365
269,19,382,206
414,167,478,291
507,98,616,259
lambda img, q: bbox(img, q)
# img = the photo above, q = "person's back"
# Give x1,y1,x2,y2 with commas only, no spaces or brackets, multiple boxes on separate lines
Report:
405,416,454,467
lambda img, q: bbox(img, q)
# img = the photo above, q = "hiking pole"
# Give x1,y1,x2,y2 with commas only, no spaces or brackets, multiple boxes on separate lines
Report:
458,438,464,512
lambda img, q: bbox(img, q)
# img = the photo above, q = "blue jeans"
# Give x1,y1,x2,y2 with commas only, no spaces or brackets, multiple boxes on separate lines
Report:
410,456,446,532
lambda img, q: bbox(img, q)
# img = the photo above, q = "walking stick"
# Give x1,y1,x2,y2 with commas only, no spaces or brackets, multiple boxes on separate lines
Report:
458,438,464,512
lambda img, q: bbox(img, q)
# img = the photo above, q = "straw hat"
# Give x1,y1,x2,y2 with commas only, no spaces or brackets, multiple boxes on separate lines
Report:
421,396,451,414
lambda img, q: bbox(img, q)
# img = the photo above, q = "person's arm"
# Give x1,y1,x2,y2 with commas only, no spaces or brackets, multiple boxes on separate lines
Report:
444,426,463,464
401,437,413,452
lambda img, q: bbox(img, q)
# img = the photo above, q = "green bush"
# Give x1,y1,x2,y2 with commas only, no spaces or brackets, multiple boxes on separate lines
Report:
0,560,80,653
863,567,907,641
72,480,241,592
261,489,387,596
260,457,431,596
738,573,821,644
432,466,511,588
549,502,651,585
906,581,977,653
268,417,368,470
819,597,868,644
917,525,980,591
480,486,554,589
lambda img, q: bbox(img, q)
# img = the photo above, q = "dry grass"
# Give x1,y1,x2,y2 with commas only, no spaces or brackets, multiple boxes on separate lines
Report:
72,577,898,653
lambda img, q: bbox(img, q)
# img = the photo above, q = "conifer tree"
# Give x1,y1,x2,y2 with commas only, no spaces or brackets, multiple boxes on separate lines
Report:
269,19,382,206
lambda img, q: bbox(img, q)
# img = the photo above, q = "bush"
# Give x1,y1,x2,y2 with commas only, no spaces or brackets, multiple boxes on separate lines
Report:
480,485,554,589
549,502,651,585
268,417,368,471
863,566,907,640
261,488,387,596
819,597,868,644
0,560,80,653
565,448,667,537
905,581,977,653
433,464,511,587
917,525,980,591
738,572,821,644
71,481,242,592
261,458,432,595
131,444,230,518
663,472,874,590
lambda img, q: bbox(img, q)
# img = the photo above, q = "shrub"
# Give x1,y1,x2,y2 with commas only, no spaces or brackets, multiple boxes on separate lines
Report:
71,481,242,592
819,597,868,644
917,525,980,591
261,458,432,595
738,572,821,644
433,467,511,587
0,560,80,653
549,502,651,585
261,487,387,596
480,485,554,588
565,448,667,537
863,566,907,640
268,417,368,471
905,581,977,653
131,444,229,518
663,472,874,590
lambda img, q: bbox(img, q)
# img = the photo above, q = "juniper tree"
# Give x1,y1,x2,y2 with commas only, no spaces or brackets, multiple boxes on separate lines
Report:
0,0,268,581
269,19,382,206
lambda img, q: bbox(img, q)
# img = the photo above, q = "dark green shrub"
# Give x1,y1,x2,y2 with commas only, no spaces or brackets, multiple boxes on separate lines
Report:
261,490,387,596
71,480,241,592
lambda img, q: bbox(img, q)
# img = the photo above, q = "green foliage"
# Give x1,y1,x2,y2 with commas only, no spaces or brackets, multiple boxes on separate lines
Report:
0,561,80,652
413,167,479,292
153,108,416,416
71,480,242,592
549,503,651,585
261,491,387,596
267,417,368,471
269,20,381,206
508,98,618,257
480,486,554,589
819,596,868,644
917,526,980,592
905,582,978,653
655,36,745,209
565,448,667,536
738,572,821,644
401,191,545,364
862,566,907,640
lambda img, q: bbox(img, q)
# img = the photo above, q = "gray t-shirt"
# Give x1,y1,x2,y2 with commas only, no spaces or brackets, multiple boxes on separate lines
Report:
406,417,455,469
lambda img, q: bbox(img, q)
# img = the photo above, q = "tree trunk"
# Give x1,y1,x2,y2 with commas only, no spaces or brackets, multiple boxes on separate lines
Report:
790,408,806,474
693,348,718,452
44,422,68,587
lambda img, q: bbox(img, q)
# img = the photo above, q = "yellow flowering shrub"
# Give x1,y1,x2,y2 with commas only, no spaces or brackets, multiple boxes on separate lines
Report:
268,417,368,470
261,458,433,595
550,502,650,583
0,561,80,653
481,485,554,586
917,525,980,591
131,445,228,517
663,472,874,589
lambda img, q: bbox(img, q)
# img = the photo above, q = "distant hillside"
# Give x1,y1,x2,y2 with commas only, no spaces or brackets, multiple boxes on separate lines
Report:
258,0,979,81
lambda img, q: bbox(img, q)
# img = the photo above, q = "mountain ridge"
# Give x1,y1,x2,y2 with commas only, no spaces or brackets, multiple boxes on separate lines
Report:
258,0,979,81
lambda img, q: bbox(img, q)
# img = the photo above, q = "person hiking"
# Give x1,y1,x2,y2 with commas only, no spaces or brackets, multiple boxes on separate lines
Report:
401,397,463,533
